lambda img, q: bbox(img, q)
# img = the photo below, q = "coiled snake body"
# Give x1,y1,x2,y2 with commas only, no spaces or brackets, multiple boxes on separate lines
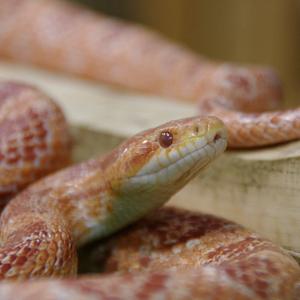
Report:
0,81,71,204
0,82,297,299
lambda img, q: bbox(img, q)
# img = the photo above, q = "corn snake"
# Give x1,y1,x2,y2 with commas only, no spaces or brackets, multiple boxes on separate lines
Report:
0,1,299,298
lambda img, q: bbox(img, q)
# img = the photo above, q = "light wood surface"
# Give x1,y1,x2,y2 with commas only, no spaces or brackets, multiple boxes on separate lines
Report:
0,61,300,256
0,61,195,137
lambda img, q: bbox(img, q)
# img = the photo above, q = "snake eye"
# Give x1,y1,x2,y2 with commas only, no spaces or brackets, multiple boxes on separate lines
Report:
159,131,173,148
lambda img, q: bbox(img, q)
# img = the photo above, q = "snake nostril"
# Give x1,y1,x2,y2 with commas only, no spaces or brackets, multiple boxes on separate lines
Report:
213,133,222,143
193,126,199,135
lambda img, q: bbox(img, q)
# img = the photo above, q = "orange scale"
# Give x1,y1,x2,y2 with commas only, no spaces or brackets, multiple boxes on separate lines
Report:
254,279,269,290
6,145,18,154
6,155,20,165
8,255,17,263
1,263,11,274
36,143,48,151
256,289,268,299
224,266,237,278
36,129,48,139
20,247,31,256
15,256,27,267
33,120,44,129
240,273,252,285
28,110,39,119
0,153,5,161
22,133,35,142
23,155,36,163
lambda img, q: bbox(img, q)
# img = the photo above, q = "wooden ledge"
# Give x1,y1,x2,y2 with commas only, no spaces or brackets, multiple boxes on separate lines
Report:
1,61,300,255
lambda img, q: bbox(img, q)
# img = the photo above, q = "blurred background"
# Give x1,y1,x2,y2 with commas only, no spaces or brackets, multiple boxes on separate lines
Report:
73,0,300,106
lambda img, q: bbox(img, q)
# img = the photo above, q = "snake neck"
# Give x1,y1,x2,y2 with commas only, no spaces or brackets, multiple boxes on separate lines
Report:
0,156,175,248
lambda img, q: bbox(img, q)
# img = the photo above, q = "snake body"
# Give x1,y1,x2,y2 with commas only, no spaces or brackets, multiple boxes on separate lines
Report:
0,0,300,148
0,84,297,298
0,114,226,278
0,208,299,299
0,81,71,205
0,1,299,299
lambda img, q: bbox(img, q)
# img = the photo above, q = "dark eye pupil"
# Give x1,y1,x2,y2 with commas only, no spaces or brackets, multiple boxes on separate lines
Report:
159,131,173,148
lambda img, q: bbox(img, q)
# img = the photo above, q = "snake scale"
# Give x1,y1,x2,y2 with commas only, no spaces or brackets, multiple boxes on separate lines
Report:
0,0,299,299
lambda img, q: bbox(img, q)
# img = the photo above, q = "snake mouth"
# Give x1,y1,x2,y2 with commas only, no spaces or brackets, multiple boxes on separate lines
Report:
127,128,227,186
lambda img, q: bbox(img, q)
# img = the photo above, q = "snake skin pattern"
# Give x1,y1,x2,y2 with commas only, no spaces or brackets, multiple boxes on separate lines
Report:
0,208,299,299
0,88,296,298
102,207,300,299
0,2,299,298
0,0,299,148
0,81,71,206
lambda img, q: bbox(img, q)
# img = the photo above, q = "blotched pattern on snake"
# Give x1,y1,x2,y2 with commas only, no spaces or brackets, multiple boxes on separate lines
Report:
0,81,71,206
0,82,297,299
0,1,299,298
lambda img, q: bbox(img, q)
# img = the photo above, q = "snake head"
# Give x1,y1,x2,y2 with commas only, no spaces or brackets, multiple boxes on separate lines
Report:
82,116,227,241
107,116,227,198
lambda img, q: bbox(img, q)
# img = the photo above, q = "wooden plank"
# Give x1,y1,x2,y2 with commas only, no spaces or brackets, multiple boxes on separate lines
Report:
0,61,300,255
0,61,195,136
